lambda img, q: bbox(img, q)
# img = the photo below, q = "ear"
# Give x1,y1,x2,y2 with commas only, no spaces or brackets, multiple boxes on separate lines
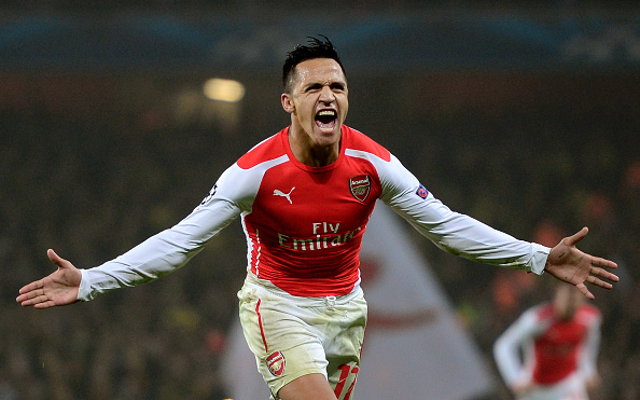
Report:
281,93,295,114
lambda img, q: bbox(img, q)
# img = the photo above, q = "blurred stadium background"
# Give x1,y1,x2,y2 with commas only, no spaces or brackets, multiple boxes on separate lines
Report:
1,1,639,399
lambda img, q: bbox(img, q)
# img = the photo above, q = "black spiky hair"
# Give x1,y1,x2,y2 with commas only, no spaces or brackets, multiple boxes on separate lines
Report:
282,35,346,93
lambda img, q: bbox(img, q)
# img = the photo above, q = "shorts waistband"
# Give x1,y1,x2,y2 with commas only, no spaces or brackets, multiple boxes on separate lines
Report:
243,273,363,306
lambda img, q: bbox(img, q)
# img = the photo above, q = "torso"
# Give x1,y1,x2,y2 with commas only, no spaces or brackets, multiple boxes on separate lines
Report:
237,125,390,296
531,304,600,385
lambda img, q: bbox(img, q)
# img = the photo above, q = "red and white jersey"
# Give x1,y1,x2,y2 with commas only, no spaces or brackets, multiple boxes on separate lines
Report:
493,302,602,389
78,125,550,300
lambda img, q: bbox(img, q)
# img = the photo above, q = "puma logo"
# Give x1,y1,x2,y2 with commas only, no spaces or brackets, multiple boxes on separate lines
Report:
273,187,295,204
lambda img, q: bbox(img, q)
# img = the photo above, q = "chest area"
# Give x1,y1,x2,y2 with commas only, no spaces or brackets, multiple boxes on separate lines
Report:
536,320,587,355
249,158,380,234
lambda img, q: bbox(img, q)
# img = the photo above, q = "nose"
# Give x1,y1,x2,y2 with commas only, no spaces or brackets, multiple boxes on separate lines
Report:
319,85,335,103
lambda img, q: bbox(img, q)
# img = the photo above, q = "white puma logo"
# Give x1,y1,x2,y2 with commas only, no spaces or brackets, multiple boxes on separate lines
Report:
273,187,295,204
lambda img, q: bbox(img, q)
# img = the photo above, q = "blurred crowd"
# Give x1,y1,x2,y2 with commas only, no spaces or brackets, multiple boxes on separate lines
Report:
2,0,638,15
0,69,639,400
402,75,640,399
0,104,249,399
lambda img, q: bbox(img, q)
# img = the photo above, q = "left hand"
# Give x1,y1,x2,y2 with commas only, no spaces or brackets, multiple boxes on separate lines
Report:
544,227,618,299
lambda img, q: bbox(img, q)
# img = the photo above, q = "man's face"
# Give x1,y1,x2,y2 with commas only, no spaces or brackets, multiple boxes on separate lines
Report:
281,58,349,149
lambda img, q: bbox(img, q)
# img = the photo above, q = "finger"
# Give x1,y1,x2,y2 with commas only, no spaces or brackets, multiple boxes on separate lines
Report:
20,295,45,307
575,282,595,300
592,257,618,271
16,294,32,305
585,275,613,290
47,248,66,268
18,292,50,307
16,286,47,301
16,288,41,303
21,296,55,308
591,266,619,282
34,301,56,309
18,279,44,295
565,227,589,246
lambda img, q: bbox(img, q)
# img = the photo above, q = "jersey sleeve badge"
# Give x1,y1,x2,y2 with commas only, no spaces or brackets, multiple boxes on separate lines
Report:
415,184,429,199
199,184,218,206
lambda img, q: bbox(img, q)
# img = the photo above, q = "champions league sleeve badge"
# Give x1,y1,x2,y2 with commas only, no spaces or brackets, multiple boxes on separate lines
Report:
415,184,429,199
200,184,218,206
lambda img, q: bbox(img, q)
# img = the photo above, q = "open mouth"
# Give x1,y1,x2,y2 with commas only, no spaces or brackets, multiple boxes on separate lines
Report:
315,110,337,131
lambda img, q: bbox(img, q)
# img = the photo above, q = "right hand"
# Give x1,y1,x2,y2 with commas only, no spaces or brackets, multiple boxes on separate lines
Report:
16,249,82,309
512,378,533,395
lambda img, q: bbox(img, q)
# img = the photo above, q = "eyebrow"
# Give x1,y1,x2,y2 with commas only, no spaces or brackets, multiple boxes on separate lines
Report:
303,80,346,90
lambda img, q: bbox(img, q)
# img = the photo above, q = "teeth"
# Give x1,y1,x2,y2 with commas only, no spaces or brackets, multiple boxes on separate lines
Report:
317,110,336,116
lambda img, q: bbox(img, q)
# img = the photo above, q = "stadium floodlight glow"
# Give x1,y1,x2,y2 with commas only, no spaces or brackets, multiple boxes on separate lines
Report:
203,78,245,103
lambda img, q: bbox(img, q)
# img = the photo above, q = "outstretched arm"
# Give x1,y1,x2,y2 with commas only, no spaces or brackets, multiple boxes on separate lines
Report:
544,227,618,300
16,249,81,309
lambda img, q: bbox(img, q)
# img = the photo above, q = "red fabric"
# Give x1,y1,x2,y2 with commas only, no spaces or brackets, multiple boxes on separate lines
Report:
241,126,387,296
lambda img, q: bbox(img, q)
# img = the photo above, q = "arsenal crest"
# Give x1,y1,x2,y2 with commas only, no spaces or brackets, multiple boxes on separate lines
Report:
266,351,286,376
349,175,371,202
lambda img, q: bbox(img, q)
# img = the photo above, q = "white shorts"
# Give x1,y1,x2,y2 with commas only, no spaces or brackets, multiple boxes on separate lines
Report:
238,273,368,400
517,373,589,400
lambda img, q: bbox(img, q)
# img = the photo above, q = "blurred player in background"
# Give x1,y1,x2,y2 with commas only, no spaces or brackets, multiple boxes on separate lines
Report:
17,36,617,400
493,284,602,400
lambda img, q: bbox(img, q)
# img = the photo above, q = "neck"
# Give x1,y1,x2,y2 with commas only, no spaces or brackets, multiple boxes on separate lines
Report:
288,127,341,167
